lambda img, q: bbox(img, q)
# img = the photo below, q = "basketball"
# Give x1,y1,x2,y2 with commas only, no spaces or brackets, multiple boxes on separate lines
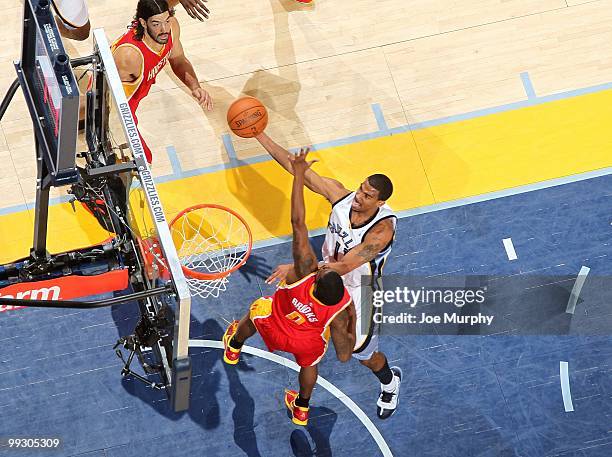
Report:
227,97,268,138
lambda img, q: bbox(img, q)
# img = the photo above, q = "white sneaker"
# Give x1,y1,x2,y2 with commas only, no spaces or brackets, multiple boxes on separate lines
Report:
376,366,402,419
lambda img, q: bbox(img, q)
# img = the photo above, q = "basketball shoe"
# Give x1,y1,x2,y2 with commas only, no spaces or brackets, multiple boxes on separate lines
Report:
284,389,309,426
222,320,241,365
376,366,402,419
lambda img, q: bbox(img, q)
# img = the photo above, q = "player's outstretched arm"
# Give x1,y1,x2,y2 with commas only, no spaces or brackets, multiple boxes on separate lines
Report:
329,301,356,362
328,218,395,276
168,0,210,21
290,150,319,280
168,18,213,110
255,132,350,204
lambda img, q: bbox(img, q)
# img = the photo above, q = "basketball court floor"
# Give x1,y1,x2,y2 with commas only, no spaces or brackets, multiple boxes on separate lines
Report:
1,0,612,456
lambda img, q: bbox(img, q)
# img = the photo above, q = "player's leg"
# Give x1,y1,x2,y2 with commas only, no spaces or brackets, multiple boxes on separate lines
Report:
223,297,272,365
52,0,91,41
298,364,317,404
56,17,91,41
285,364,317,426
350,285,402,419
233,312,257,343
358,349,402,419
222,311,256,365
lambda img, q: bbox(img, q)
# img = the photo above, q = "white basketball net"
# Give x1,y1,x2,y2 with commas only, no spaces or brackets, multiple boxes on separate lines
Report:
170,205,252,298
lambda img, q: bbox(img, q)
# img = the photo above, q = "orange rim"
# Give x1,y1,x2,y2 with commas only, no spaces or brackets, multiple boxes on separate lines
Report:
168,204,253,281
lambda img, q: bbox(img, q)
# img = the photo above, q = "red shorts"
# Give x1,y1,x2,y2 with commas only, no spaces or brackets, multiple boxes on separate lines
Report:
249,297,328,367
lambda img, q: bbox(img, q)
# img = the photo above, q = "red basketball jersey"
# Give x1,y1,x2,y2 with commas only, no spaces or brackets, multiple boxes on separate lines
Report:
111,27,173,114
270,273,352,340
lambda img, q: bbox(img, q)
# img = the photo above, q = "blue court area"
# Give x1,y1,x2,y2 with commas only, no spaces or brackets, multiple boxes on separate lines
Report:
1,175,611,457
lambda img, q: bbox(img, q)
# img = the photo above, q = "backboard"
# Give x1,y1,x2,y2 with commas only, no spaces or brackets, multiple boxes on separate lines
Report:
90,29,193,412
16,0,79,185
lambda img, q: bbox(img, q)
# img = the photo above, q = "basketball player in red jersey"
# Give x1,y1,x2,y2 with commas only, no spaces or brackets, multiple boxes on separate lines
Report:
222,150,357,426
113,0,213,162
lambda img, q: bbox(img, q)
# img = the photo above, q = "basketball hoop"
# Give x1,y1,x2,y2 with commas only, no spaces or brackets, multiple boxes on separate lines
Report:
169,204,253,298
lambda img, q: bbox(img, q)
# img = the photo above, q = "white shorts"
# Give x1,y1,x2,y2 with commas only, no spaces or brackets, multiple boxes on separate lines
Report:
52,0,89,28
346,283,379,361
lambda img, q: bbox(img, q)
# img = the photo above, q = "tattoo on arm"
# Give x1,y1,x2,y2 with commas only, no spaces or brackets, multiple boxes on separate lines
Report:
355,219,394,262
356,243,380,261
327,220,394,276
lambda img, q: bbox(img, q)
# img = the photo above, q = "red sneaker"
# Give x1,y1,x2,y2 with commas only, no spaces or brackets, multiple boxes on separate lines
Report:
222,320,241,365
284,389,309,426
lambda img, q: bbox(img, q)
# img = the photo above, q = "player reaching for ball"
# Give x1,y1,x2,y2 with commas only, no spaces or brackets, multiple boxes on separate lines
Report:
255,132,402,420
112,0,213,162
222,149,356,426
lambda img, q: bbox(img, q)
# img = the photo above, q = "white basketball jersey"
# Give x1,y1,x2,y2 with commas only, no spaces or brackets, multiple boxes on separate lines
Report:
322,192,396,352
322,192,396,290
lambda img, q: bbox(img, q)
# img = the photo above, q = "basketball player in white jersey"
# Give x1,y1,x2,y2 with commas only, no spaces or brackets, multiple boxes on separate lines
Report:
51,0,90,41
257,132,402,419
51,0,211,42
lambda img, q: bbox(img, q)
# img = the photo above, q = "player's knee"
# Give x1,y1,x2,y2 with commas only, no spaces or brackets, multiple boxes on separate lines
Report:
358,351,383,369
72,22,91,41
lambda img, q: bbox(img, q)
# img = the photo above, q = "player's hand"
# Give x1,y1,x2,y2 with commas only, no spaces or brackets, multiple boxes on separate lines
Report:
265,263,293,285
192,87,213,110
288,148,317,176
179,0,210,21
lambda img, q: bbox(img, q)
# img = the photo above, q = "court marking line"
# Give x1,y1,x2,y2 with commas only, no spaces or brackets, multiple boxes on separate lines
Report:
371,103,389,132
566,266,590,314
165,145,184,178
520,72,537,100
559,361,574,412
189,339,393,457
394,167,612,218
222,133,240,166
387,81,612,134
502,238,518,261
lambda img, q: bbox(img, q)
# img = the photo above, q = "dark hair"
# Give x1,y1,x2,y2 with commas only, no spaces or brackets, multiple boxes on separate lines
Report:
367,174,393,201
132,0,172,40
313,270,345,306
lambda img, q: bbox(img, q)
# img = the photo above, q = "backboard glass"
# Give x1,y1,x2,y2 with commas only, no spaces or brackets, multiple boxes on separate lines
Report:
17,0,79,185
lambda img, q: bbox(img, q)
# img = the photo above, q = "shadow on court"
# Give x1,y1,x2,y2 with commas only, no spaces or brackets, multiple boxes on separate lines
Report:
290,407,337,457
237,252,273,284
111,302,340,456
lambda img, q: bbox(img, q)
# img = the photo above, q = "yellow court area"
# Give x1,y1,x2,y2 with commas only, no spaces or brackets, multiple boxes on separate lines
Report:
1,86,612,264
1,0,612,263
